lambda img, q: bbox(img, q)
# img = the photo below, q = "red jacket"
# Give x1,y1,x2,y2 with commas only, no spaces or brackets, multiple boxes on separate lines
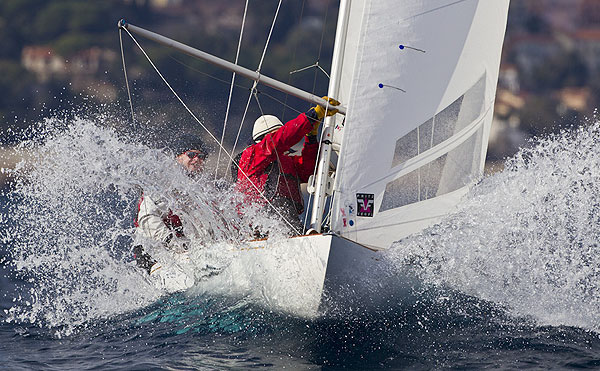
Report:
236,113,318,214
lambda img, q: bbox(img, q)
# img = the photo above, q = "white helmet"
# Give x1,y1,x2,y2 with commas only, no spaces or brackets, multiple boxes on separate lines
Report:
252,115,283,143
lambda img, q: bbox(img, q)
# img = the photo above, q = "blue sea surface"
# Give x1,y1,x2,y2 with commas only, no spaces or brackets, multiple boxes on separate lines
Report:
2,279,600,369
2,117,600,369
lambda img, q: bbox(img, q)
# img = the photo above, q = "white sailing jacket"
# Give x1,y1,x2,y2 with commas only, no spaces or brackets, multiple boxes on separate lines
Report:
134,193,185,249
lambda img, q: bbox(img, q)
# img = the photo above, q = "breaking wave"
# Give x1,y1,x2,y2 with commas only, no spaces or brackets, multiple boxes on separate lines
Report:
0,114,288,335
388,120,600,331
4,111,600,337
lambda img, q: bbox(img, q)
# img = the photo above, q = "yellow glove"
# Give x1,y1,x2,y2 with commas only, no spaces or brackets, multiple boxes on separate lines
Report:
314,96,340,121
308,96,340,136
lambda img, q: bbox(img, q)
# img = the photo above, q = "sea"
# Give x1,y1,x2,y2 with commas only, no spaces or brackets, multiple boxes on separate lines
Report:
2,113,600,370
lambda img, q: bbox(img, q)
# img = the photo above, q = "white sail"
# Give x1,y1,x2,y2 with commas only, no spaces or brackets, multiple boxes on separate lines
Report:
330,0,510,249
119,2,511,316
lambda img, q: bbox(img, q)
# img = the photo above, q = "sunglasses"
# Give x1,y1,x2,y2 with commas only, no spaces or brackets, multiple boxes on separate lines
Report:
186,151,207,160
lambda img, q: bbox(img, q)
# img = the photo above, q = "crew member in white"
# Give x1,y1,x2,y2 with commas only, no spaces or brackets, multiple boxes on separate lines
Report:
133,137,207,275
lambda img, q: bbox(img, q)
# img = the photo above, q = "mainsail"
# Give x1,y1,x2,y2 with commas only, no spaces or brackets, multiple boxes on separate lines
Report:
327,0,510,249
118,1,510,250
116,1,512,316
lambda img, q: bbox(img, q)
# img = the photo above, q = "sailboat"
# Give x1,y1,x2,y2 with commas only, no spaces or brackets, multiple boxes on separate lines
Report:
118,0,511,317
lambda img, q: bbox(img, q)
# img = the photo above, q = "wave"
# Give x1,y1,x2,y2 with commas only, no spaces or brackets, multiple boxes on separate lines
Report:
4,112,600,336
0,114,288,335
387,120,600,331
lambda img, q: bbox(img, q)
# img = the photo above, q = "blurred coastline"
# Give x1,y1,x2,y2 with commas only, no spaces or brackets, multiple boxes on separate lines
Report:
1,0,599,184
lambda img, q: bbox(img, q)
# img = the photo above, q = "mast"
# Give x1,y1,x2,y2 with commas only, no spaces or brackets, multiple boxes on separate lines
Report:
118,20,346,115
309,0,351,232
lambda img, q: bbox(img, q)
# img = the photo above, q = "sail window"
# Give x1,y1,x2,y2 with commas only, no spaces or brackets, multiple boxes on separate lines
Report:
391,74,486,168
391,126,419,167
380,126,484,212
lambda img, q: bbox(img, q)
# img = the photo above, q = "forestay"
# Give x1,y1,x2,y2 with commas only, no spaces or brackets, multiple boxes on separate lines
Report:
329,0,510,249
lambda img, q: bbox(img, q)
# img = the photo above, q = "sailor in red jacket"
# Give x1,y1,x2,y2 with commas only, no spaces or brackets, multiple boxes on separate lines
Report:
235,97,339,231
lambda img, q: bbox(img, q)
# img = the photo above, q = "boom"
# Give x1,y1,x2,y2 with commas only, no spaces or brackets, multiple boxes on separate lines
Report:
117,20,346,115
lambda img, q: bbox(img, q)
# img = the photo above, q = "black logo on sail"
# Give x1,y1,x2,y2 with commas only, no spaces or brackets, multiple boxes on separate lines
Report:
356,193,374,217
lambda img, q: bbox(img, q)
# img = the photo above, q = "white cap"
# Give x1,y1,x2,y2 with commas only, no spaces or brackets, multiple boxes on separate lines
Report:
252,115,283,143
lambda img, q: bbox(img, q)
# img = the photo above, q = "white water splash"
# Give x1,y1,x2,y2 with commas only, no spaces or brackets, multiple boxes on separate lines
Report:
387,121,600,331
10,112,600,335
1,115,289,335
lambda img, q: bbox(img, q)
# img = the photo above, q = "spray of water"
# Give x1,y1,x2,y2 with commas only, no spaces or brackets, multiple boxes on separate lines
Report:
387,120,600,331
0,114,289,335
6,110,600,335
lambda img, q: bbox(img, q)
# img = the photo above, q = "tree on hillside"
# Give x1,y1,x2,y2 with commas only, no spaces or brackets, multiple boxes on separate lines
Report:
530,51,588,93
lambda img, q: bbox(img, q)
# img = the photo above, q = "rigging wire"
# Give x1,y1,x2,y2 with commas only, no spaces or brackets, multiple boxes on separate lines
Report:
256,0,283,72
168,55,251,89
119,29,135,123
215,0,249,180
227,86,255,180
246,0,333,233
311,0,331,101
120,1,332,235
302,0,334,232
225,0,283,179
280,0,307,120
168,55,306,117
289,62,330,79
120,27,301,235
259,90,304,116
166,56,309,119
319,1,341,232
252,90,301,221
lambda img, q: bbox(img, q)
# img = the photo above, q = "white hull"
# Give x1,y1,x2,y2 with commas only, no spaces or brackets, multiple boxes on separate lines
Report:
213,233,415,317
147,232,417,317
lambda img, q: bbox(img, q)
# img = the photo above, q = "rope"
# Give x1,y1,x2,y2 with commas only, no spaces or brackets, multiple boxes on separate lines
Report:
302,0,333,232
311,0,330,98
226,85,255,181
320,192,334,228
225,0,283,177
215,0,249,179
121,27,301,235
119,29,135,123
253,91,302,224
257,0,282,71
281,0,307,120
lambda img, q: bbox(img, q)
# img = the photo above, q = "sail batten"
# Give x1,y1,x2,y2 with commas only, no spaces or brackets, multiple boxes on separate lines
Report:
328,0,510,249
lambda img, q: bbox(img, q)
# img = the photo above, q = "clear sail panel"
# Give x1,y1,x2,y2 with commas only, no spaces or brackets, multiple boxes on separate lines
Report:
382,73,487,211
380,127,484,212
